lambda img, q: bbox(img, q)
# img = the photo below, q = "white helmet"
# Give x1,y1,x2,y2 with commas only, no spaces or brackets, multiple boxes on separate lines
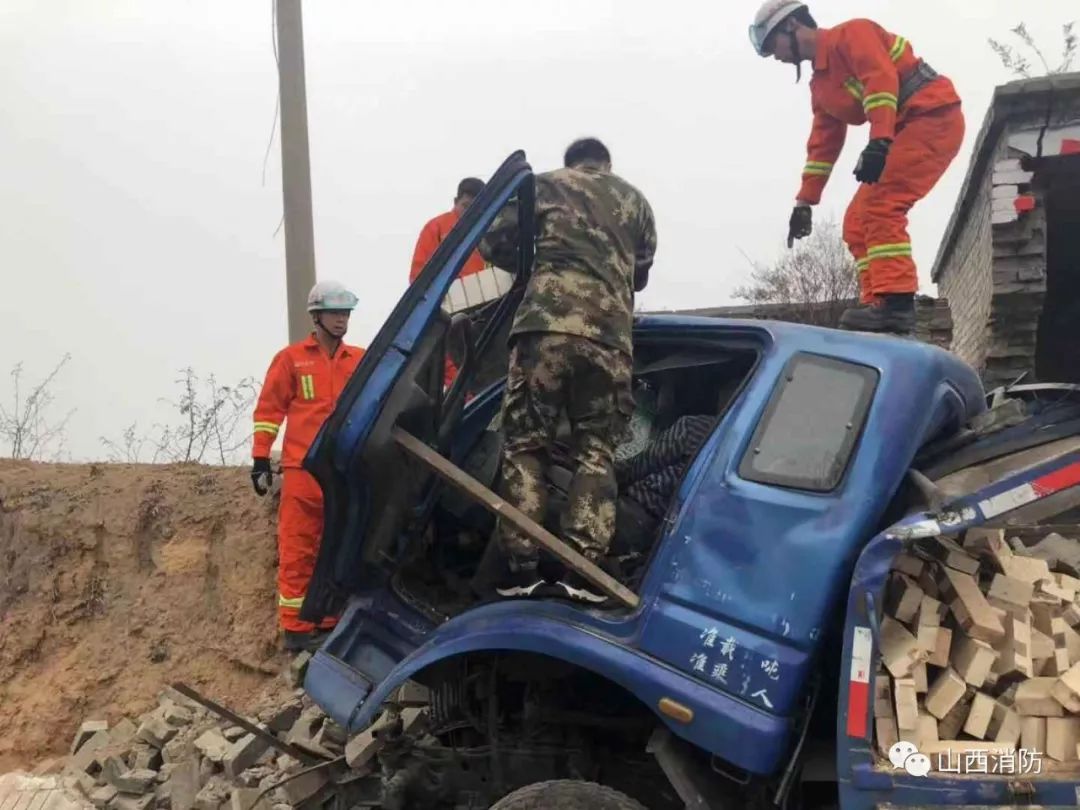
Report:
307,280,358,312
749,0,809,56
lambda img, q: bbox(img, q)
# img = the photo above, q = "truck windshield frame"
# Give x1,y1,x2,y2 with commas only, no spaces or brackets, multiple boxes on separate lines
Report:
738,352,879,492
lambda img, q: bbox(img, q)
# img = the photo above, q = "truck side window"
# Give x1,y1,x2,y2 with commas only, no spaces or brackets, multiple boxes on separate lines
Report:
739,354,878,492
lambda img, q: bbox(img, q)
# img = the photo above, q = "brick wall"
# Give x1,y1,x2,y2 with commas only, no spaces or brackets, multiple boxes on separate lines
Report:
938,140,1001,371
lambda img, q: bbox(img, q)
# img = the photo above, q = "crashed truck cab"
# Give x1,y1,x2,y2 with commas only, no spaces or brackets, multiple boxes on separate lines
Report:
291,152,1080,807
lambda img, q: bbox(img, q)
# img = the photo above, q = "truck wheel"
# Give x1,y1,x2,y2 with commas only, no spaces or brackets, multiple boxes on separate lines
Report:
490,780,647,810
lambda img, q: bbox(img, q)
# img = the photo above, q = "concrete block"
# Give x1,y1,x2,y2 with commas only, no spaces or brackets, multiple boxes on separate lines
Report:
223,737,269,781
131,745,163,773
71,722,109,757
166,760,201,810
193,731,230,764
113,797,154,810
880,617,926,678
939,567,1005,644
138,718,178,750
153,781,172,810
964,693,996,739
90,786,118,809
162,705,194,728
280,771,326,806
261,705,301,735
110,719,139,748
875,717,898,757
113,771,158,796
952,633,1000,687
229,790,264,810
65,731,111,775
1021,717,1047,752
193,782,228,810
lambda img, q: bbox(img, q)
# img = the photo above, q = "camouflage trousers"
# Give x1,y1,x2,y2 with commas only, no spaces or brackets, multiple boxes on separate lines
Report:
497,332,633,570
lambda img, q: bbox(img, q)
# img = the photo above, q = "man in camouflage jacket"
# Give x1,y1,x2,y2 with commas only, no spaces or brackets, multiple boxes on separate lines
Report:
480,138,657,603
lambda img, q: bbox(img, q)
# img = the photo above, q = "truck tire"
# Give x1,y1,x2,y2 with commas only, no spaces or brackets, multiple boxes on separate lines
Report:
490,780,647,810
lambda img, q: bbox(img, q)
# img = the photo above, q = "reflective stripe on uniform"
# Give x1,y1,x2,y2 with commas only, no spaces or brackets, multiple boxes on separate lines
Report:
300,374,315,400
855,256,871,273
253,421,280,436
278,594,305,609
803,161,834,177
867,242,913,259
843,77,865,102
889,36,908,62
863,92,898,112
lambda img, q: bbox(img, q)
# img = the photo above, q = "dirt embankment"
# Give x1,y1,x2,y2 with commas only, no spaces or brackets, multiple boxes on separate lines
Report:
0,461,293,772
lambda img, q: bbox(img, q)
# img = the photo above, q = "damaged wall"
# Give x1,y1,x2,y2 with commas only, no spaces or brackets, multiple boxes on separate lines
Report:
933,74,1080,390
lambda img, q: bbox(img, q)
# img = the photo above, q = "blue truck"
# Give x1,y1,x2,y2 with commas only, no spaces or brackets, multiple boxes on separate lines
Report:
296,152,1080,808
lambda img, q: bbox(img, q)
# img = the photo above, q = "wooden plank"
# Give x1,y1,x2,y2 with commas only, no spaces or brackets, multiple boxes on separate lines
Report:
391,427,640,609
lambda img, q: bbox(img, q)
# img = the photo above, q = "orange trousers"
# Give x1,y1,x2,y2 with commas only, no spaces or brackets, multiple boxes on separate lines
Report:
277,469,337,633
843,104,965,302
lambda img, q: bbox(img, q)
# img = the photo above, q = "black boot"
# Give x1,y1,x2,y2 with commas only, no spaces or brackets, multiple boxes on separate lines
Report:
839,294,915,335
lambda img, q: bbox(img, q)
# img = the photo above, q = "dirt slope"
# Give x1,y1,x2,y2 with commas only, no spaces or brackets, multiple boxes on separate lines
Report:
0,461,293,771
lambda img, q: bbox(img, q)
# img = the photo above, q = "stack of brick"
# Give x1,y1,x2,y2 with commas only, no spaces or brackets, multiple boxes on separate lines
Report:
53,685,343,810
876,528,1080,771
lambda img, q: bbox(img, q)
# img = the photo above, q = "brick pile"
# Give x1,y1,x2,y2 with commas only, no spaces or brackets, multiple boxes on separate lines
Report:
47,659,350,810
876,528,1080,770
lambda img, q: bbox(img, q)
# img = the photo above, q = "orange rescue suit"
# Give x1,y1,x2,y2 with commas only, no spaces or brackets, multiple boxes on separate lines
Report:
797,19,964,302
409,209,486,284
410,209,486,388
252,334,365,633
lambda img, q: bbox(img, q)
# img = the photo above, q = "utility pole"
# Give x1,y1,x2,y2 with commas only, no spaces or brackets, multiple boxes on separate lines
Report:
275,0,317,343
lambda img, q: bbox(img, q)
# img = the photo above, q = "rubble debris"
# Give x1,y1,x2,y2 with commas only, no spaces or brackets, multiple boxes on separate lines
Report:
194,729,232,764
138,715,179,750
288,654,312,689
71,721,110,756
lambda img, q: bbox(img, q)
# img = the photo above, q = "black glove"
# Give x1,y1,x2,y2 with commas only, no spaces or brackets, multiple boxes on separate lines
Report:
787,205,812,248
251,457,273,496
854,138,892,184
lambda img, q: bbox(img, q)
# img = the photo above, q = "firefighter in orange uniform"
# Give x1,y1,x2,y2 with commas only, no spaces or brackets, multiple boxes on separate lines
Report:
411,177,486,389
250,281,365,652
750,1,964,335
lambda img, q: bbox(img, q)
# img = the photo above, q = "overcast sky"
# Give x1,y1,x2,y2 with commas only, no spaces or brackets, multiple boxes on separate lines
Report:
0,1,1070,461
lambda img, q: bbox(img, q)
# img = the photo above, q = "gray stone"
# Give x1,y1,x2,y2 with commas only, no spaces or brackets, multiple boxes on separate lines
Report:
100,755,129,787
166,759,202,810
193,780,230,810
274,756,300,776
229,789,263,810
393,681,430,707
65,730,112,775
313,720,345,748
157,764,177,784
162,704,194,728
90,785,118,809
138,717,178,750
131,744,163,772
111,719,139,747
279,771,326,806
223,736,270,781
161,735,195,765
113,770,158,795
71,721,109,756
154,781,173,810
261,704,301,735
198,759,215,786
221,728,245,743
193,730,230,764
343,729,379,772
113,796,154,810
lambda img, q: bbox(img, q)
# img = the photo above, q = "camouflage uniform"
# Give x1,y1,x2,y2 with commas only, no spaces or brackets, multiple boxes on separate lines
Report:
480,164,657,570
